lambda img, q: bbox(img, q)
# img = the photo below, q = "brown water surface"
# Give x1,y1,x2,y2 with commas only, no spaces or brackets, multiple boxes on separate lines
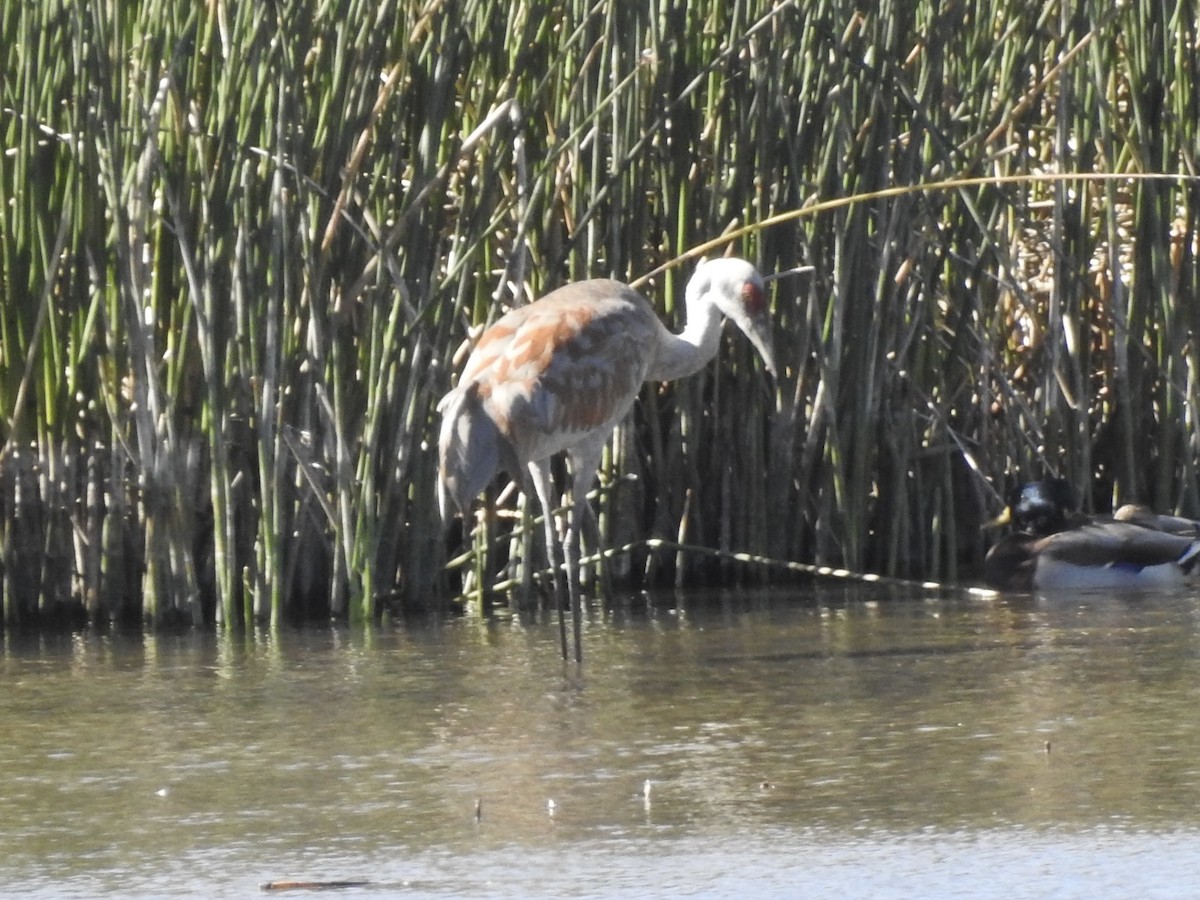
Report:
3,584,1200,897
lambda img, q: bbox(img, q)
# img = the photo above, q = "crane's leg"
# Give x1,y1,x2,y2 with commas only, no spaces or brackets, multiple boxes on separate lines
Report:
527,459,569,660
565,444,604,663
581,501,614,599
565,496,586,663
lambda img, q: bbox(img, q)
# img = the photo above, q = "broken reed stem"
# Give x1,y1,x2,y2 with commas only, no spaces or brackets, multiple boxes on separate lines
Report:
485,536,958,597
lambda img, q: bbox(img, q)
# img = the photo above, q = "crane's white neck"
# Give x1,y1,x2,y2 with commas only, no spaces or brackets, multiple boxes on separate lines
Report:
649,293,724,382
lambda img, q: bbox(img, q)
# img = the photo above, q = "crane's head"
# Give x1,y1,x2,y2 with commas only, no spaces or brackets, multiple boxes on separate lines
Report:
689,257,777,378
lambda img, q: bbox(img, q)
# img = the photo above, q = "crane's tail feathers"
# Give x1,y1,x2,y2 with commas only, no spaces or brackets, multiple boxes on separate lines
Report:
437,384,502,526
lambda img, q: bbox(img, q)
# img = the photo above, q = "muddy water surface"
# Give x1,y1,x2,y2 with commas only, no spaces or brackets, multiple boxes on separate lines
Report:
3,584,1200,897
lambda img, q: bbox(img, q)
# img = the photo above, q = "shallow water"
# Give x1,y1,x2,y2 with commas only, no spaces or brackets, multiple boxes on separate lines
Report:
4,584,1200,898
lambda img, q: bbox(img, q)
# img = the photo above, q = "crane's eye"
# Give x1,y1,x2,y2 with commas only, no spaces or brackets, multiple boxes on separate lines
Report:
741,282,765,315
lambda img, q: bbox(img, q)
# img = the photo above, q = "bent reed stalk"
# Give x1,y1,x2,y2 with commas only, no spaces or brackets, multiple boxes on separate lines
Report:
2,0,1198,627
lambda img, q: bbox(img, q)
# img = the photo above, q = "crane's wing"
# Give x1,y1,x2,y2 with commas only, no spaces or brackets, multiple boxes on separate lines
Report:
461,281,660,462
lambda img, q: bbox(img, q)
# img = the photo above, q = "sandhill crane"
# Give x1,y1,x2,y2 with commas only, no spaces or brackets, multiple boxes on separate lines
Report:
438,257,777,661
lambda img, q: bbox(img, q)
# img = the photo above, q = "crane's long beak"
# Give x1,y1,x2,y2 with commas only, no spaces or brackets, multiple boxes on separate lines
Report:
751,266,813,379
746,319,778,379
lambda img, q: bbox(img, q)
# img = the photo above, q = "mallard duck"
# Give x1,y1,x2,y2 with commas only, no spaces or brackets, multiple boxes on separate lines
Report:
983,479,1200,592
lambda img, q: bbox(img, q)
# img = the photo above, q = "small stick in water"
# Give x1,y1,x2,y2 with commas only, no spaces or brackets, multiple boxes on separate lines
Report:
260,880,371,891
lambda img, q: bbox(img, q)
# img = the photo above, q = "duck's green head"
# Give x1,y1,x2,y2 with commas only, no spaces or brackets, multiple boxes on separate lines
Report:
994,477,1077,536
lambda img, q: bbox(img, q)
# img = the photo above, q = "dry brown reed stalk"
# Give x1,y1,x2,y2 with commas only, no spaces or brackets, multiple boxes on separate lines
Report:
2,0,1199,627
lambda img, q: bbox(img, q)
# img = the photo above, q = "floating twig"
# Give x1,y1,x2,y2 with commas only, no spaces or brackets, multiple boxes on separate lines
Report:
260,880,371,892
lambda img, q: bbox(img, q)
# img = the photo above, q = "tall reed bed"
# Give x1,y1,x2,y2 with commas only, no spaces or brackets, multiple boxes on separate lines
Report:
1,0,1197,626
